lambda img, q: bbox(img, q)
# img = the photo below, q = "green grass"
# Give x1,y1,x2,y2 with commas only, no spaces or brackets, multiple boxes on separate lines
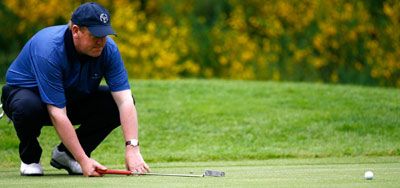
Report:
0,157,399,187
0,80,399,187
0,80,399,168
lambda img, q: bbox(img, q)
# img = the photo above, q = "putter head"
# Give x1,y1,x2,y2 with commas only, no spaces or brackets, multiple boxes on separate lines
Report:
203,170,225,177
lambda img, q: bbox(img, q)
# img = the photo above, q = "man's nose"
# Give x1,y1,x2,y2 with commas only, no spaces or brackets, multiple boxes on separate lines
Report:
96,37,106,44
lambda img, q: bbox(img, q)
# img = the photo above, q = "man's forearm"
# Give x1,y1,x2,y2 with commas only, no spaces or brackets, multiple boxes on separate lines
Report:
120,102,141,155
111,89,149,173
120,101,138,141
112,90,139,142
47,105,88,163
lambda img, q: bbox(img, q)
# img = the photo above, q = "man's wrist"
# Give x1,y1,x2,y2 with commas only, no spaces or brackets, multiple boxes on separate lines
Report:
76,154,90,164
126,145,140,153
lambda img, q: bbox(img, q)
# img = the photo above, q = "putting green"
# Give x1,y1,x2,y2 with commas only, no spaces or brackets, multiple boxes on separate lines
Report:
0,157,399,187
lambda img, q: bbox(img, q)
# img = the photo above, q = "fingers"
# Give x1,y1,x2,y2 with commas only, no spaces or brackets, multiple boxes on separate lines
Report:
129,162,150,174
136,166,146,174
125,151,150,174
143,163,151,173
89,171,102,177
93,159,107,171
84,159,107,177
92,159,107,177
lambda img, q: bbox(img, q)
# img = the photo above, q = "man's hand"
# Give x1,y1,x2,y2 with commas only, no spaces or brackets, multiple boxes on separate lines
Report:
111,90,149,174
80,157,107,177
125,147,150,174
47,105,107,177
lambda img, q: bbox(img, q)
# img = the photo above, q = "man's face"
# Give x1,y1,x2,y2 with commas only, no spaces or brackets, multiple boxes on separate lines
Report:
72,25,107,57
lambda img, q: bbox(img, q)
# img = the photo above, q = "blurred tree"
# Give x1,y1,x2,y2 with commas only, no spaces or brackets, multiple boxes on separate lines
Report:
0,0,398,87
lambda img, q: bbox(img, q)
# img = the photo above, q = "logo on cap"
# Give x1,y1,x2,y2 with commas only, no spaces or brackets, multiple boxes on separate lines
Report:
99,13,108,24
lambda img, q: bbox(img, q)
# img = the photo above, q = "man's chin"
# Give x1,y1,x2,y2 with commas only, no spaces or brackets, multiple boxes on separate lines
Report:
87,51,102,57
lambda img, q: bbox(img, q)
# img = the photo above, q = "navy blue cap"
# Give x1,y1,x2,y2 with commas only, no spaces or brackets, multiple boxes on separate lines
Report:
71,2,116,37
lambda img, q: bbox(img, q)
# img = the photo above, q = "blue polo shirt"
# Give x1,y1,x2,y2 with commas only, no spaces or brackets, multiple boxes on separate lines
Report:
6,25,130,108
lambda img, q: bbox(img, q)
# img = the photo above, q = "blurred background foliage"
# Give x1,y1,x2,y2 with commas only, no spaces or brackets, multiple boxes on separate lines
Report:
0,0,399,87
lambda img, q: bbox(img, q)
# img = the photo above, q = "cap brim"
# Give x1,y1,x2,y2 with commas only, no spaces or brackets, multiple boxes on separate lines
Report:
87,25,116,37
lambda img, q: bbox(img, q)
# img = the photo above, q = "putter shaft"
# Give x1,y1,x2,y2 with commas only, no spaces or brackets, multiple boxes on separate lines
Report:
140,172,204,177
97,169,204,177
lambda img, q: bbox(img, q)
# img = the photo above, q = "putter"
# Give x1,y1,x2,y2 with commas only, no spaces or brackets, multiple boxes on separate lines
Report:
96,169,225,177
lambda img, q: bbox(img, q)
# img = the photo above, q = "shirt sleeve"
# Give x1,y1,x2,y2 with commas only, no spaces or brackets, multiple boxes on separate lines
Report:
104,39,130,92
31,55,66,108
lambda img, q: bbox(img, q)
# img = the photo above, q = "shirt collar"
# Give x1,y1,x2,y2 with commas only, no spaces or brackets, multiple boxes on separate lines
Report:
64,28,77,63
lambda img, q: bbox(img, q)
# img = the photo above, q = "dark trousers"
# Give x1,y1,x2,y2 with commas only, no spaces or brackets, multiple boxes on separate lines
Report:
1,85,122,164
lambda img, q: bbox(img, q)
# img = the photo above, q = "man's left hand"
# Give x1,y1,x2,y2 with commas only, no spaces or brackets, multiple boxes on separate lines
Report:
125,147,150,174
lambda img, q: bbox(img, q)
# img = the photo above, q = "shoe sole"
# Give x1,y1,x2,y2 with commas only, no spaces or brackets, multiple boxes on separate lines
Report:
20,173,43,176
50,159,83,175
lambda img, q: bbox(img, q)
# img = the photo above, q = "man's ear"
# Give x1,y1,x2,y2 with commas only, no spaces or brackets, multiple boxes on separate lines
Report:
71,25,80,38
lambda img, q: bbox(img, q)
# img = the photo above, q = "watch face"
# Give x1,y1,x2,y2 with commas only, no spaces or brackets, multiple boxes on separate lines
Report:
131,139,138,146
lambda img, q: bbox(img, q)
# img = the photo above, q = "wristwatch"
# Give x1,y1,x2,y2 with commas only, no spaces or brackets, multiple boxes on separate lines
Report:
125,139,139,147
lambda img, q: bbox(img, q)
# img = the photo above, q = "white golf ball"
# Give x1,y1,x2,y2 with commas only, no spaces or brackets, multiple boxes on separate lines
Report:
364,170,374,180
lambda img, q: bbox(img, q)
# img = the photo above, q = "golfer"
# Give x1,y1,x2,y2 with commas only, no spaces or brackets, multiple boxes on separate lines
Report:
1,2,149,176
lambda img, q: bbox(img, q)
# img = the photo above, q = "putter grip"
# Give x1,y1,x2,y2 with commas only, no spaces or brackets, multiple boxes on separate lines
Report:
96,169,132,175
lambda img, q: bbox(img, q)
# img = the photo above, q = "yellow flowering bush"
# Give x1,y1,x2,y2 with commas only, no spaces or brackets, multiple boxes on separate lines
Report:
1,0,399,87
112,0,199,79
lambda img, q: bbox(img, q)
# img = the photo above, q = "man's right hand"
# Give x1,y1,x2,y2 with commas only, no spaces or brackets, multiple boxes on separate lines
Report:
80,157,107,177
